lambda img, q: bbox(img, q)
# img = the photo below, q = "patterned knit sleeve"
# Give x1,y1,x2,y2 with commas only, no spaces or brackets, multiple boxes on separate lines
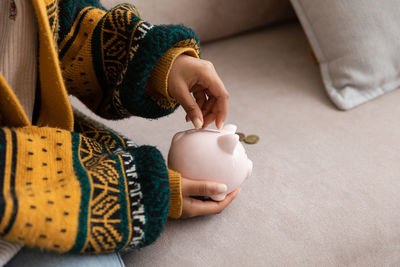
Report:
0,120,171,253
57,1,200,120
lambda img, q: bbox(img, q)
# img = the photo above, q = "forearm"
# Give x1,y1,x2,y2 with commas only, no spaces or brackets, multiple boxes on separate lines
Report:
58,3,200,120
0,124,170,253
74,110,185,220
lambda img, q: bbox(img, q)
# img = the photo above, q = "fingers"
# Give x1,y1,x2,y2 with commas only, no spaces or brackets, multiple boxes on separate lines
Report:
201,95,227,129
168,55,229,129
215,92,229,129
203,112,217,129
172,81,204,129
197,61,229,129
182,178,228,197
181,188,240,218
192,86,207,110
208,79,229,130
202,101,217,128
187,87,207,122
200,97,216,128
201,95,216,117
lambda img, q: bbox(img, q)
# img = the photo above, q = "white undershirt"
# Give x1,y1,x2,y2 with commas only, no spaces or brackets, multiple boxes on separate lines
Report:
0,0,38,123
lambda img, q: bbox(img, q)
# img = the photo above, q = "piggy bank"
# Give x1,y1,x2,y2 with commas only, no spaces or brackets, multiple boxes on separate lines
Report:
168,124,253,201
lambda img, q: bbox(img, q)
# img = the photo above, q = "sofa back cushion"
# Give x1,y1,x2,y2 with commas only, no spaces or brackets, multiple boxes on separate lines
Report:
102,0,295,42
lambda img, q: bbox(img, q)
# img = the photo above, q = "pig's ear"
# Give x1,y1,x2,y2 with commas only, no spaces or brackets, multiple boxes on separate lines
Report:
222,124,237,134
218,134,239,154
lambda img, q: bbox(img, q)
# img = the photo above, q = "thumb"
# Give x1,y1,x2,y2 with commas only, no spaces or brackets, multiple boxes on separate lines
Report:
172,82,204,129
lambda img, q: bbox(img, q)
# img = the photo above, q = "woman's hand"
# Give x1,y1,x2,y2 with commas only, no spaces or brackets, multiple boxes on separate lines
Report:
180,177,240,219
168,54,229,129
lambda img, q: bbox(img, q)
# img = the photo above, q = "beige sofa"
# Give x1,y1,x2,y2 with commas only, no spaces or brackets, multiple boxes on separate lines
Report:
71,1,400,266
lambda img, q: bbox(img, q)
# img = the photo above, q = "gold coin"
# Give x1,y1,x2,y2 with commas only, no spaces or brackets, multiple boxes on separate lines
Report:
236,132,245,142
244,135,259,144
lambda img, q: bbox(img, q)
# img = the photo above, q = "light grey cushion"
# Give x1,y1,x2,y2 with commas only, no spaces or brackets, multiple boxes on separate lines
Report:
102,0,295,42
290,0,400,110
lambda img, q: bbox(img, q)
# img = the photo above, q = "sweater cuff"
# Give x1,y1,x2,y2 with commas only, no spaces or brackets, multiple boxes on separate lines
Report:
147,47,200,110
167,168,183,219
131,145,171,248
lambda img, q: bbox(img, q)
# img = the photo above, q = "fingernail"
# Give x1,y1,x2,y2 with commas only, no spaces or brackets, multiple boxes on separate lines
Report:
216,184,228,193
217,122,224,130
193,118,203,129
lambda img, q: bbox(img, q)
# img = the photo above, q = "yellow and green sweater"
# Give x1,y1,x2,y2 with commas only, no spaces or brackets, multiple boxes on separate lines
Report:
0,0,200,254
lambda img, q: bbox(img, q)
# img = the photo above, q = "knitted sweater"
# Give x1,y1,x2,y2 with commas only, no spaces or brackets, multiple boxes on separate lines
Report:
0,0,200,254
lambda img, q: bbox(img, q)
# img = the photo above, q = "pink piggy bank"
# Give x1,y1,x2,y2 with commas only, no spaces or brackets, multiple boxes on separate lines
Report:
168,124,253,201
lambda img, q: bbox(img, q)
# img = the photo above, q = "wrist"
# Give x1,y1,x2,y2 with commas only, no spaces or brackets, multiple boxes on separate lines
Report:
148,47,199,101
